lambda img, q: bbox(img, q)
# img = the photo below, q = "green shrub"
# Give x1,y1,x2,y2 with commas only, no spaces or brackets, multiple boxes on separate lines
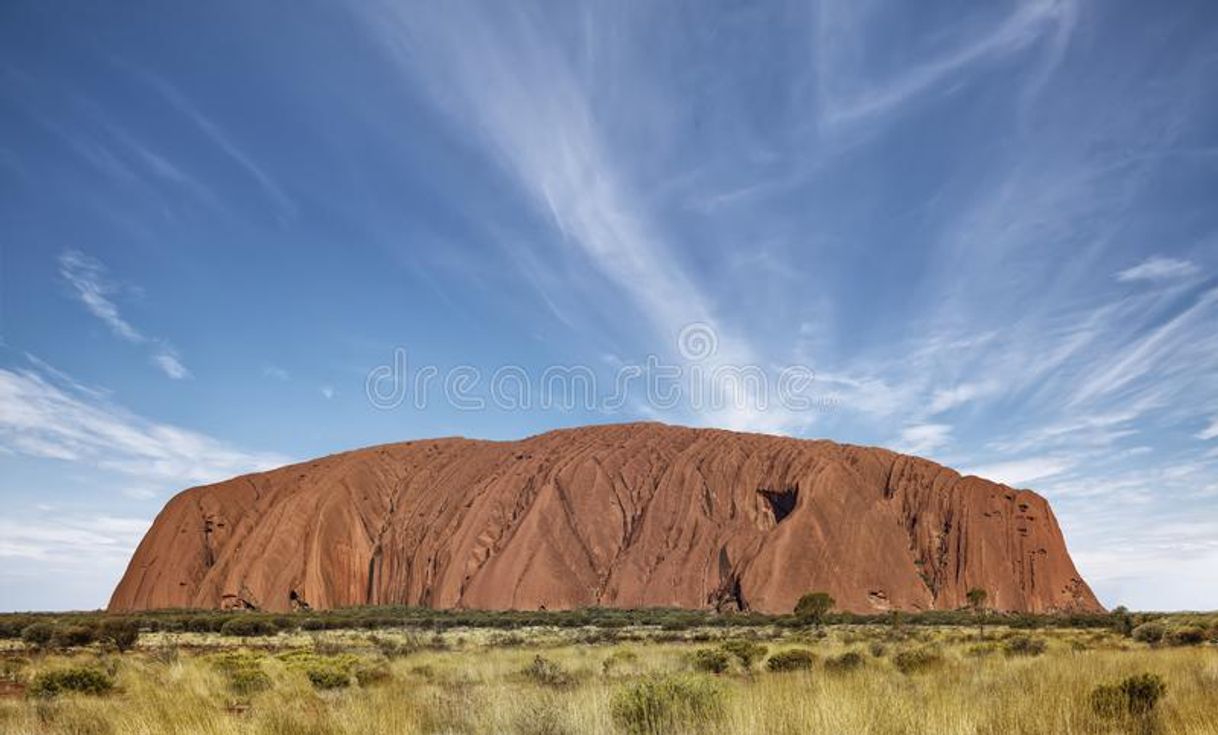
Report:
306,665,351,690
0,615,36,639
354,661,392,687
21,623,54,649
765,648,816,672
1166,626,1206,646
1003,635,1046,657
367,633,422,658
52,625,97,648
794,592,835,626
893,648,942,674
219,617,276,638
1090,673,1166,718
228,665,271,696
610,674,725,735
28,667,114,698
209,650,265,674
690,648,731,674
520,655,574,688
1109,606,1135,637
825,651,865,673
98,619,140,653
719,640,767,668
1131,622,1165,645
185,616,220,633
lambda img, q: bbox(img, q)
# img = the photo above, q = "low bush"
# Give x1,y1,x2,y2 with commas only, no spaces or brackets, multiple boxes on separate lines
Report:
1166,626,1206,646
228,665,271,696
520,655,575,688
98,618,140,653
21,623,54,649
209,650,265,674
719,640,767,668
368,633,422,658
219,617,276,638
52,625,97,648
825,651,865,673
185,615,221,633
0,615,36,639
1090,673,1166,718
610,674,725,735
28,667,114,698
893,648,943,674
766,649,816,672
868,641,887,658
306,665,351,690
1131,622,1165,645
1003,635,1046,657
354,660,392,686
690,648,731,674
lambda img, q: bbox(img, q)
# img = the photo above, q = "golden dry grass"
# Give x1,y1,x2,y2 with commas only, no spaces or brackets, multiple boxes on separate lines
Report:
0,625,1214,735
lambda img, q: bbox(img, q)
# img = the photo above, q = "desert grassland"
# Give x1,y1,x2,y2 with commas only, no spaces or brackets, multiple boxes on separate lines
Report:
1,624,1216,735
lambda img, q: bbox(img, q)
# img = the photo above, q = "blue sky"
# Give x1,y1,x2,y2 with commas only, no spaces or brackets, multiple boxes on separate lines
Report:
2,0,1217,612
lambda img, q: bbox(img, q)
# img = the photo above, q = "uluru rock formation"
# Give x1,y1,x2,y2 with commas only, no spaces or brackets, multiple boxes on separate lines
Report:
110,423,1101,614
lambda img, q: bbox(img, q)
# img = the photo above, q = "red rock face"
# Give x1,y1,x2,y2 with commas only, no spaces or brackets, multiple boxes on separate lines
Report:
109,423,1102,614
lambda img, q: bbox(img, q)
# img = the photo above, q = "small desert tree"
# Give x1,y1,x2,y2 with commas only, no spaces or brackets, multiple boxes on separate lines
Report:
794,592,835,627
966,588,988,637
98,618,141,653
1110,605,1134,637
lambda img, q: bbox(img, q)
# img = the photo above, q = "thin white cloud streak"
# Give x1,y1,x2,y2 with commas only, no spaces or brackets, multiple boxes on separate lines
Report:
966,456,1074,487
896,423,951,455
365,2,794,432
58,250,193,380
151,349,192,380
929,381,997,414
816,0,1077,130
0,516,148,563
0,361,289,487
1198,418,1218,441
59,250,144,343
140,74,296,220
1116,255,1200,283
1071,288,1218,406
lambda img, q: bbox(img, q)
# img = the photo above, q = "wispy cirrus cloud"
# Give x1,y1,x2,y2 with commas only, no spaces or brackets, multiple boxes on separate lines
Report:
1198,418,1218,441
0,515,148,563
815,0,1078,131
138,73,297,221
58,250,192,380
0,359,288,486
966,456,1075,487
58,250,144,343
929,381,997,415
365,1,796,433
151,349,191,380
1116,256,1200,283
896,423,952,456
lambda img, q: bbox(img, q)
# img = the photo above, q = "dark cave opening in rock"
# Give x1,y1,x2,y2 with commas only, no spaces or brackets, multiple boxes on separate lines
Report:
758,486,798,524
